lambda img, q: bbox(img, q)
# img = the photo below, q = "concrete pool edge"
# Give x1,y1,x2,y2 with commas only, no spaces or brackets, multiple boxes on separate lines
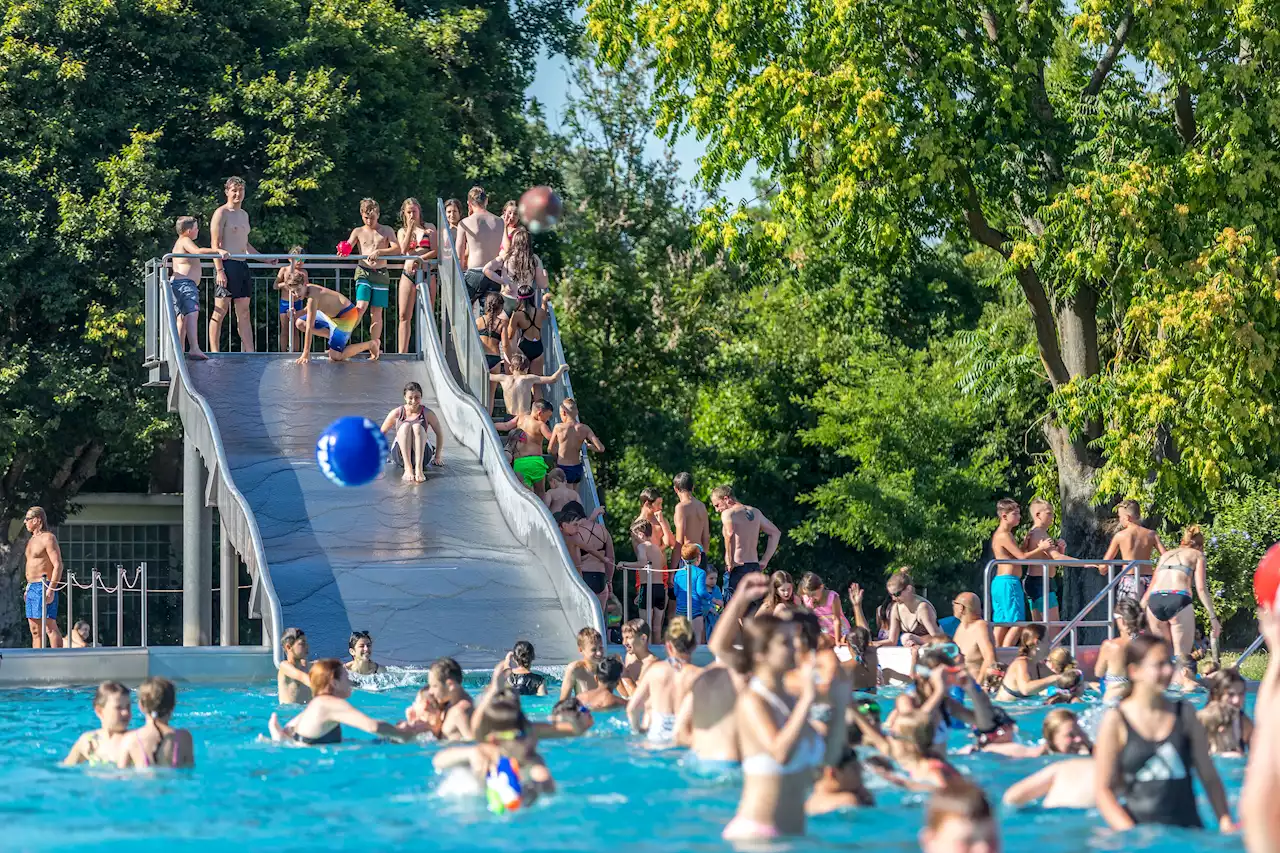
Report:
0,646,275,688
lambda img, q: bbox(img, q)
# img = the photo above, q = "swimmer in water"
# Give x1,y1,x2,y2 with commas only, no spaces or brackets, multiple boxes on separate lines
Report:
1200,668,1252,753
1093,598,1142,705
964,708,1045,758
428,657,475,741
619,618,654,697
268,659,411,746
920,781,1003,853
118,677,195,769
578,656,627,711
627,616,700,747
277,627,311,704
402,687,445,737
345,630,381,676
432,690,555,812
64,681,132,766
995,625,1075,702
1094,634,1235,832
1043,647,1086,704
806,746,874,814
1003,709,1095,809
560,626,605,700
504,641,547,697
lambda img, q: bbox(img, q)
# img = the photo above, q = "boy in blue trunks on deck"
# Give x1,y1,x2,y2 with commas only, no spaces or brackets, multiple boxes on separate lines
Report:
989,498,1055,646
274,247,309,352
169,216,230,360
280,270,379,363
346,199,400,349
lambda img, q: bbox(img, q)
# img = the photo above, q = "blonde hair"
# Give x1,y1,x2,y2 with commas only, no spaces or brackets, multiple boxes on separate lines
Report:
138,677,176,720
1029,498,1052,513
175,216,198,235
560,398,579,421
665,616,696,654
1047,647,1075,672
546,467,567,485
1181,524,1205,548
359,197,380,218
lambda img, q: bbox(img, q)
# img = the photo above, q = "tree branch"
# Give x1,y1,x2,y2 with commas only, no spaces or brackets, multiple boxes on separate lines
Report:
1175,84,1196,145
962,177,1009,253
978,5,1000,44
0,452,28,504
1015,266,1073,388
1083,10,1134,98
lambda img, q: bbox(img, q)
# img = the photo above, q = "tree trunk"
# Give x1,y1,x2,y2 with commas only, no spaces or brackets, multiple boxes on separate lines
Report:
1046,423,1112,643
0,531,30,648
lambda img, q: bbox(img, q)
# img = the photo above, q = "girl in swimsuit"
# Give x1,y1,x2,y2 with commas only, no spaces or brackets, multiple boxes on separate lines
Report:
503,283,549,380
64,681,132,766
760,570,801,616
995,625,1074,702
798,571,849,646
484,226,548,315
1094,634,1235,832
475,293,506,382
1199,667,1252,753
1143,525,1219,690
396,197,438,351
505,640,548,697
268,659,411,746
1094,598,1143,704
379,381,443,483
118,677,195,769
345,631,382,676
559,502,615,611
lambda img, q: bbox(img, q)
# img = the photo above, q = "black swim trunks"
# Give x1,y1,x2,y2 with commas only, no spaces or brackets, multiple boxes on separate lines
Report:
215,259,252,300
635,583,667,612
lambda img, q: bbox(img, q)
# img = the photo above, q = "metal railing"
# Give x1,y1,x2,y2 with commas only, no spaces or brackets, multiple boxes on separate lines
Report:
31,564,148,648
983,558,1152,655
152,261,285,664
617,562,699,637
1237,633,1266,668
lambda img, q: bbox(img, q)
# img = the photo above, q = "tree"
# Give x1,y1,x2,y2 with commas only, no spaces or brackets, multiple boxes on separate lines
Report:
0,0,573,643
586,0,1280,591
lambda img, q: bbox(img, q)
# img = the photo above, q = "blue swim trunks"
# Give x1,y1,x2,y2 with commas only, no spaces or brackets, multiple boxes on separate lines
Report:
171,277,199,317
990,574,1026,624
278,297,306,315
25,582,56,620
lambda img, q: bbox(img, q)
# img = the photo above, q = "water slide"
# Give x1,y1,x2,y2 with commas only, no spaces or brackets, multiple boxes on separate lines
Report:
145,212,604,667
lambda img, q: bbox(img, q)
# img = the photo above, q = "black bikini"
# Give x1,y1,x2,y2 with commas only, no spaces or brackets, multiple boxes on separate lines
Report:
291,725,342,745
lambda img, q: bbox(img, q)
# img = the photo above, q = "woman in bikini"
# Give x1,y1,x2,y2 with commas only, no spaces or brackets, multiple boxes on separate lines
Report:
396,197,437,351
1094,598,1143,704
559,502,615,611
64,681,133,766
1143,525,1219,690
379,381,443,483
995,625,1074,702
475,293,506,382
268,659,410,746
118,677,195,769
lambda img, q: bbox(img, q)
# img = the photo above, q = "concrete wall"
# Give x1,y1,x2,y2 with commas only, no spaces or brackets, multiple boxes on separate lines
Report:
0,647,273,687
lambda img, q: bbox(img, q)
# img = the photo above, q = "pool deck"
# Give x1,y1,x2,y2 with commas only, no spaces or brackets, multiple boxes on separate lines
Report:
0,646,274,688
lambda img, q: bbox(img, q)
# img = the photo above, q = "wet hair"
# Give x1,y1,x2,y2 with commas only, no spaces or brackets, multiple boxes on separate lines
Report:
639,487,662,507
622,618,650,639
710,484,735,503
138,677,176,720
576,626,603,650
558,500,586,523
925,779,995,831
94,681,130,709
1181,524,1205,548
1114,598,1143,635
893,710,938,753
1206,668,1246,704
1016,624,1046,658
665,616,697,653
468,186,487,207
532,400,553,416
348,630,372,651
506,229,537,288
1124,633,1171,676
285,269,306,289
996,497,1020,516
512,640,535,669
560,398,578,421
798,572,825,596
887,570,913,591
309,659,344,696
175,215,198,235
430,657,463,686
673,472,694,493
476,693,529,741
596,655,624,687
735,613,790,674
403,381,423,397
760,570,795,613
630,518,653,540
1115,499,1141,518
551,696,586,718
1197,702,1242,754
546,466,567,485
680,542,701,562
225,176,245,190
359,197,379,217
400,197,423,234
1047,647,1075,672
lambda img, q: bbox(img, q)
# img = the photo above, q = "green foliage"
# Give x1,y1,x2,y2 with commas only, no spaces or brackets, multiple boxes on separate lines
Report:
1203,478,1280,640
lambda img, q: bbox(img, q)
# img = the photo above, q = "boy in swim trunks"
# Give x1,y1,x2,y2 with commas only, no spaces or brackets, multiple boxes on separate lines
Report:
210,176,273,352
1021,498,1071,623
496,401,554,493
427,657,474,741
280,270,380,363
989,498,1054,646
547,398,604,497
559,627,605,700
619,618,655,697
274,247,309,351
169,215,229,360
277,627,312,704
345,198,400,349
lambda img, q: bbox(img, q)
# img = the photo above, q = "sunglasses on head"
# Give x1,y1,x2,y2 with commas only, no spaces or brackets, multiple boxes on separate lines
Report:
352,631,371,639
887,588,904,599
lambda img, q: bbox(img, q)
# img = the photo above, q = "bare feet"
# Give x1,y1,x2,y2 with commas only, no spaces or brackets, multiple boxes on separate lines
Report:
402,470,414,483
186,351,209,361
370,339,382,361
414,472,426,483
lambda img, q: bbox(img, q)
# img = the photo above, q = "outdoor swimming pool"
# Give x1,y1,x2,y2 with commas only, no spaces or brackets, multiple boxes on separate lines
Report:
1,676,1253,853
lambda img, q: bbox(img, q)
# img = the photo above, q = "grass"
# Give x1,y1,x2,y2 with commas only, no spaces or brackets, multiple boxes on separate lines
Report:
1208,650,1270,681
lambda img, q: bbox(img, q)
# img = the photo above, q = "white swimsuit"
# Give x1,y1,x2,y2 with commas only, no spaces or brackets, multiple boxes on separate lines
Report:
647,713,678,746
740,678,825,776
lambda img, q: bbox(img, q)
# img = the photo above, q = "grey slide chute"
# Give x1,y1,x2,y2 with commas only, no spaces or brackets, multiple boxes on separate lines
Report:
152,264,604,667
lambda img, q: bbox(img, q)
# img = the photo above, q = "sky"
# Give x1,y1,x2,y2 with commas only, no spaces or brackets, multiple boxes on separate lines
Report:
525,51,762,206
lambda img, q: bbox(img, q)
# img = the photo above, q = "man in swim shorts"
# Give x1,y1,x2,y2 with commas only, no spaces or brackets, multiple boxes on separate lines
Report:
346,198,400,349
710,485,780,607
1100,499,1165,600
497,401,554,493
456,186,504,305
989,498,1054,646
1021,498,1070,623
282,270,379,363
169,215,229,360
23,507,64,648
210,176,273,352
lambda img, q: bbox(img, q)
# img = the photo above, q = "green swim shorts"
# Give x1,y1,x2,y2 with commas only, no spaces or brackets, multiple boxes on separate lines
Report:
355,266,391,309
512,455,549,488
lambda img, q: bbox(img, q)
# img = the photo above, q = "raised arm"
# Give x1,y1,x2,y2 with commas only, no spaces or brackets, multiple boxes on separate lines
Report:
278,660,310,686
708,573,769,661
534,365,568,385
849,584,869,631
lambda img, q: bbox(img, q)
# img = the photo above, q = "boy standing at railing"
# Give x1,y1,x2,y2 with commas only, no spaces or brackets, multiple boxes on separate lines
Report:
989,498,1055,646
280,270,380,363
345,198,400,349
169,216,229,360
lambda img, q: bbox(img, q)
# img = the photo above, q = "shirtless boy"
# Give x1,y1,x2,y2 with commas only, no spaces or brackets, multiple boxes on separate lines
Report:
578,656,627,711
951,593,996,685
210,176,271,352
23,507,64,648
1022,498,1071,623
169,216,229,360
542,468,581,514
548,398,604,496
496,401,554,493
277,627,312,704
456,187,504,305
345,198,400,347
427,657,474,741
709,485,780,605
619,618,655,697
488,353,568,416
990,498,1054,646
559,627,606,700
1100,499,1165,601
672,472,711,571
281,270,379,363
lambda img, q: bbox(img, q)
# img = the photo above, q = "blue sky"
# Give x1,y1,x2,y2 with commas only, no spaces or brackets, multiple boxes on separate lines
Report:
526,51,762,205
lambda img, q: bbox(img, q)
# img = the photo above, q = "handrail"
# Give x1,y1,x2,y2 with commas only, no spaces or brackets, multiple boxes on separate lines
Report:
153,260,285,665
542,305,602,516
1048,560,1147,649
1237,633,1266,668
162,252,434,263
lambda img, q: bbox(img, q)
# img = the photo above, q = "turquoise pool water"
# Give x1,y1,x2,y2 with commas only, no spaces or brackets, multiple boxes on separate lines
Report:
1,677,1251,853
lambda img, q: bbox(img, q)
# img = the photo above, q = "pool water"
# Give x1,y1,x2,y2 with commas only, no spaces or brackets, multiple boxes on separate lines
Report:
0,676,1252,853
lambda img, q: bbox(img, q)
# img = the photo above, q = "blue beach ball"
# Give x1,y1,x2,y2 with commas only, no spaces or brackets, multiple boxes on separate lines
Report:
316,417,387,487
